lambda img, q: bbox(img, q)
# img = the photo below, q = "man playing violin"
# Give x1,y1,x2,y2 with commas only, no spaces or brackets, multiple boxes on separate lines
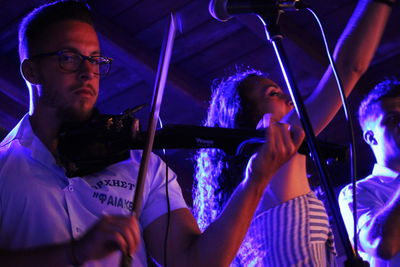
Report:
0,1,304,266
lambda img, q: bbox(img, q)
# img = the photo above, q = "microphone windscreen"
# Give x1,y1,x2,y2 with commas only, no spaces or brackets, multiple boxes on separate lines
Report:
209,0,231,22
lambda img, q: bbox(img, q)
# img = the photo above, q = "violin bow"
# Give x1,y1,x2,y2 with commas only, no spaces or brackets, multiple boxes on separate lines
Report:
120,12,178,267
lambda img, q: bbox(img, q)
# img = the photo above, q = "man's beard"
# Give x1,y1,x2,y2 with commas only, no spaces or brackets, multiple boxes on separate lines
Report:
41,92,95,124
59,104,94,124
40,84,97,124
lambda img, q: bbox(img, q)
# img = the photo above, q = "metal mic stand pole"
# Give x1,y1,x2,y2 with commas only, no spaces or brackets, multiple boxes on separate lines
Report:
257,11,367,266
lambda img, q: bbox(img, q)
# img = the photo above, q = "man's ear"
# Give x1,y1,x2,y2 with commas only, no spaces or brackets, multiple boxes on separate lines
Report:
20,59,40,85
364,130,377,146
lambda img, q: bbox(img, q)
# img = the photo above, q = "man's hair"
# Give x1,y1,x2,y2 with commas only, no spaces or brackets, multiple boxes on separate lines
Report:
358,78,400,131
19,0,94,60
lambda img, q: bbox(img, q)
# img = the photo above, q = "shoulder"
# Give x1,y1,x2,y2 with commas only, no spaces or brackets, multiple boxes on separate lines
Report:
129,150,163,165
106,151,173,184
0,115,32,154
109,151,164,169
339,174,380,201
0,135,27,170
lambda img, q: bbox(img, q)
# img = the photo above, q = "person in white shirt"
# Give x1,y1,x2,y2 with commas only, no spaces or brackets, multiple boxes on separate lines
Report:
0,1,304,266
339,78,400,266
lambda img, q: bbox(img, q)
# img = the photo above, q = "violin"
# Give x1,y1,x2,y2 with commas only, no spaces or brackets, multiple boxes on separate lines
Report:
58,106,142,177
58,107,348,177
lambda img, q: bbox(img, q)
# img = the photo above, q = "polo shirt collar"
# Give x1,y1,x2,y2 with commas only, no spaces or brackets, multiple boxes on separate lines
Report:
371,163,399,182
6,114,61,172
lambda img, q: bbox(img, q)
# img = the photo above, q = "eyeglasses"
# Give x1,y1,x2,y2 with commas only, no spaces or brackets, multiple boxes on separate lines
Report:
29,50,113,76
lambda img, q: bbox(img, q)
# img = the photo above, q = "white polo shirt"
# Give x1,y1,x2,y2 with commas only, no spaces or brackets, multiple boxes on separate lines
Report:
339,164,400,267
0,114,187,267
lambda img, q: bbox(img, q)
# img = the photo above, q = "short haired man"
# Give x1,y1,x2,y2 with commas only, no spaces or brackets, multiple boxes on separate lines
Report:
339,79,400,266
0,1,304,266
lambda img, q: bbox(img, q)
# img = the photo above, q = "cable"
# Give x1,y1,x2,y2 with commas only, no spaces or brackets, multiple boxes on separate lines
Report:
306,7,359,256
164,161,171,267
158,117,171,267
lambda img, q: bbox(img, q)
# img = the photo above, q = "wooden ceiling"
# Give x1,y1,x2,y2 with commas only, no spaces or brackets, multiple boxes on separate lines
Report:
1,0,400,203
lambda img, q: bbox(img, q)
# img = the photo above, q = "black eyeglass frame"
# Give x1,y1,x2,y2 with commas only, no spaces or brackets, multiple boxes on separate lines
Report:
29,49,113,76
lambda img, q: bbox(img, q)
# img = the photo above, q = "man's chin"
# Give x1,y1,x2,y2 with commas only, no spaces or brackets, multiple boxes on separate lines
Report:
61,105,94,124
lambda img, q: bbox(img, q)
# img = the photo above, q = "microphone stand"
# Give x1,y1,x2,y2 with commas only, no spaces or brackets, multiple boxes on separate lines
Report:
257,10,366,266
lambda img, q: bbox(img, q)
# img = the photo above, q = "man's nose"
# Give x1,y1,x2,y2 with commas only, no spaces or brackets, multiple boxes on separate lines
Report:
77,59,96,81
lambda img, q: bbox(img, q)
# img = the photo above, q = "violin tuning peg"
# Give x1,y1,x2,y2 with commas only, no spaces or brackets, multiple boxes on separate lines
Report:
122,104,147,117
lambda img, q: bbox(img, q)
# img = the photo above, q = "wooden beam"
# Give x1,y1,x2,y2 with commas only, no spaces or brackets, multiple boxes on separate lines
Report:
235,15,327,66
91,12,209,107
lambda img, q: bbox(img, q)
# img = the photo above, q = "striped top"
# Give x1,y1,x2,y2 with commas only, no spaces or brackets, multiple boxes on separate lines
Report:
232,191,336,267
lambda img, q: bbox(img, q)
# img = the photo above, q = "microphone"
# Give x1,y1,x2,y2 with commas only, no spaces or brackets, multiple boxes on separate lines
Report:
209,0,309,22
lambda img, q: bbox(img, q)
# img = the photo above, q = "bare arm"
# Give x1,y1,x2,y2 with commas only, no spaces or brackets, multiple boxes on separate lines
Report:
359,186,400,259
144,122,305,267
284,0,394,134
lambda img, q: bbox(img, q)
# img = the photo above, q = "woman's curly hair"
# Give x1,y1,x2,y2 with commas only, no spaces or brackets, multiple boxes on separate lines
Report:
192,67,267,230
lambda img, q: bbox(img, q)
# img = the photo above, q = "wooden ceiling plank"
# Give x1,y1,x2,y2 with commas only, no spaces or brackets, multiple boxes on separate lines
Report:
134,0,211,52
172,19,244,64
177,27,263,79
110,0,192,35
235,14,327,66
92,14,209,105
